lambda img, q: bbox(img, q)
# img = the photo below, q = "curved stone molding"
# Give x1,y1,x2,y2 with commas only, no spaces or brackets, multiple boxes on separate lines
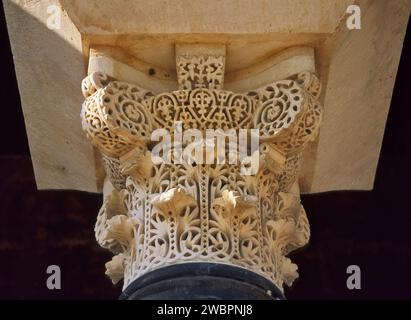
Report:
81,55,323,294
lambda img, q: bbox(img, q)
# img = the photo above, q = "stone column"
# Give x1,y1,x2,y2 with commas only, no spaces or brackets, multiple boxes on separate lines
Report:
80,44,322,299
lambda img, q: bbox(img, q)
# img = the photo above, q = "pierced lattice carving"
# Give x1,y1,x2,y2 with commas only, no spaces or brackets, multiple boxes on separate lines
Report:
177,55,225,90
148,89,256,131
250,79,322,153
81,74,154,157
80,63,323,293
101,154,127,190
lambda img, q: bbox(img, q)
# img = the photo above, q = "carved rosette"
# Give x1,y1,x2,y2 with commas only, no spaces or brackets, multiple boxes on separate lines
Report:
81,54,322,294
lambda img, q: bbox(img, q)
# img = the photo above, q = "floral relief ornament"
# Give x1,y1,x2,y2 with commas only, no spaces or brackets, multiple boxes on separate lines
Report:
81,54,322,294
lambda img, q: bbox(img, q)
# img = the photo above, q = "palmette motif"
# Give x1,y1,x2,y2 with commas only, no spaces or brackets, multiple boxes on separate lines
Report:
81,64,322,292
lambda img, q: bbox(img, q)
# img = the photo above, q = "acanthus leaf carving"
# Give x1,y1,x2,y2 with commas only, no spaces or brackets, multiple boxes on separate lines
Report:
81,59,323,292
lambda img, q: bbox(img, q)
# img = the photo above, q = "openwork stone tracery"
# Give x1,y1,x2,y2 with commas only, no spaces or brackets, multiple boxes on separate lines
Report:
80,49,323,294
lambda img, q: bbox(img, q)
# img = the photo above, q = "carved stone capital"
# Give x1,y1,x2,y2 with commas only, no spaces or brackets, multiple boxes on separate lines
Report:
81,47,323,295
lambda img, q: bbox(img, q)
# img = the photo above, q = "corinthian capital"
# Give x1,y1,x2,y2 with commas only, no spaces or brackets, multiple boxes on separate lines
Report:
80,44,323,298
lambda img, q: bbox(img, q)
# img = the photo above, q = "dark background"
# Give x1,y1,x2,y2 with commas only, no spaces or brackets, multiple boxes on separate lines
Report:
0,2,410,299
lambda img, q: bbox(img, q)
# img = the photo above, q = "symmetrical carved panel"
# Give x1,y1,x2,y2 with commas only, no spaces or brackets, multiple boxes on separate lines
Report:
81,53,322,294
176,55,225,90
148,90,256,131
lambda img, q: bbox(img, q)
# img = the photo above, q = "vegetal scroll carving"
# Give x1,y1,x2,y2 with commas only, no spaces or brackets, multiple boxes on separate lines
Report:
81,56,323,292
